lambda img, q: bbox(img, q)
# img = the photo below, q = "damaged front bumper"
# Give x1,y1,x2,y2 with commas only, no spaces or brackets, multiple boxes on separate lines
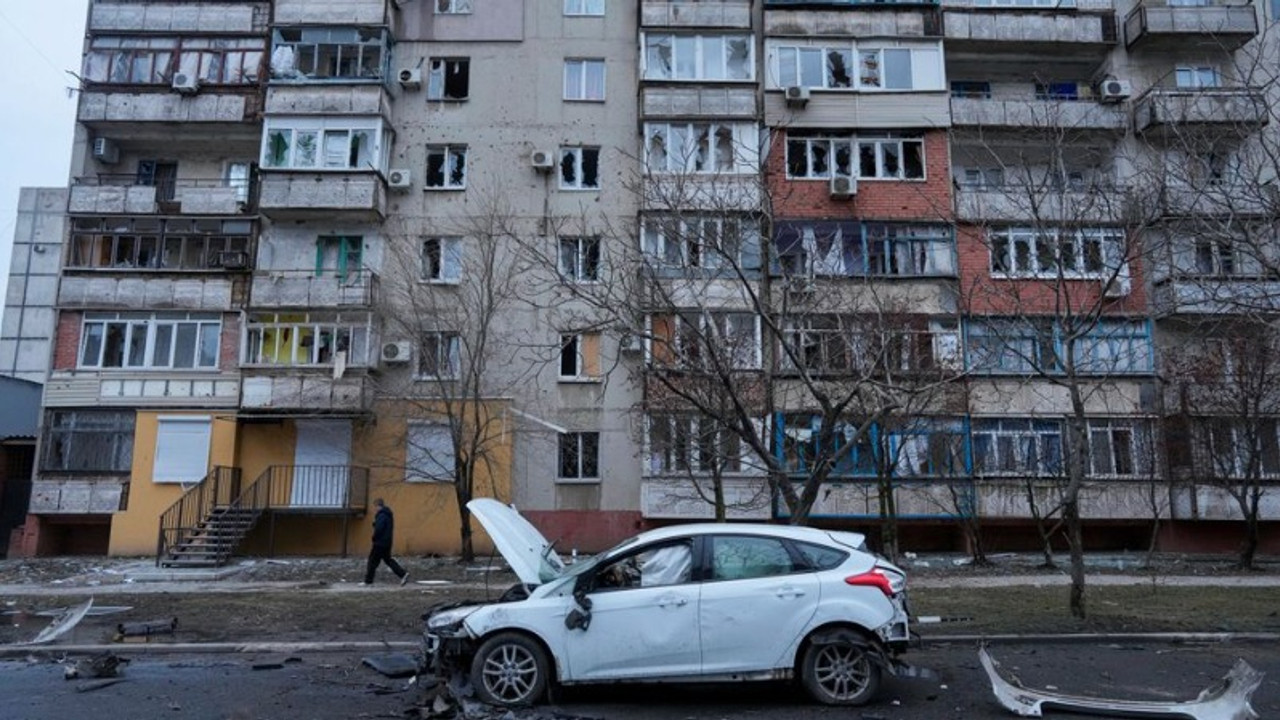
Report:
980,646,1263,720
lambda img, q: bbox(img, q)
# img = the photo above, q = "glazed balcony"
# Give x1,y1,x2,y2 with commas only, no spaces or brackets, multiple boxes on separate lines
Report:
949,96,1127,132
257,171,387,222
250,269,379,309
642,0,753,28
1124,0,1258,51
1133,85,1268,137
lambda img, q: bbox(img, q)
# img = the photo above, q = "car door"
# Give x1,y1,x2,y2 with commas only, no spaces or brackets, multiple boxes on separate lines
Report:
562,540,700,681
697,534,821,674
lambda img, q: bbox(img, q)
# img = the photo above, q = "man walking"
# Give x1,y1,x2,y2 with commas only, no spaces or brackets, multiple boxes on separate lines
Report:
364,498,409,586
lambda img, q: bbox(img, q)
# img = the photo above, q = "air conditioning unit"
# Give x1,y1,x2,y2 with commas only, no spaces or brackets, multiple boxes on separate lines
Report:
380,341,412,364
212,250,250,270
784,85,810,107
398,68,422,90
531,150,555,172
619,334,643,354
1098,80,1131,103
387,168,412,190
172,72,200,94
830,175,857,199
91,137,119,165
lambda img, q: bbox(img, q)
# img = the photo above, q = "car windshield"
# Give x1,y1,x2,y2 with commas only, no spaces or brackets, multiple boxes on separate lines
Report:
554,535,641,581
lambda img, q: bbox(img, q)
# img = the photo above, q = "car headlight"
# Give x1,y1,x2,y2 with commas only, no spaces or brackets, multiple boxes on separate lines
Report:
427,605,480,632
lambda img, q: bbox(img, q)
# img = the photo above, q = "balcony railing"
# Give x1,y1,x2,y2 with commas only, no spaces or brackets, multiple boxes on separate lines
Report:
942,0,1118,46
953,182,1131,223
250,269,379,308
238,465,370,512
1124,0,1258,50
950,96,1127,131
1134,85,1269,135
644,0,753,28
257,171,387,221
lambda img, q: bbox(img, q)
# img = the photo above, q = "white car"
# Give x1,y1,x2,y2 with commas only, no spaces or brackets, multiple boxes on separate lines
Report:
424,499,913,707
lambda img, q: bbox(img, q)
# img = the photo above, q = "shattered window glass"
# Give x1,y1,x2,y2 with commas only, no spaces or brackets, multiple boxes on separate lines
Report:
827,50,852,88
426,146,468,189
645,35,673,79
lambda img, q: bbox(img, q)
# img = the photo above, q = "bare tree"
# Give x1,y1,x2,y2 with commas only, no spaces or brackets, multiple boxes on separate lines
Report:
376,189,542,562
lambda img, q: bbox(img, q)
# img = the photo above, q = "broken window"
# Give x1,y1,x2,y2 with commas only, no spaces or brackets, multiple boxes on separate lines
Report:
785,135,853,179
270,27,385,81
427,58,469,100
560,147,600,190
1088,420,1150,477
315,236,363,283
261,118,383,171
559,236,601,282
643,33,752,81
971,419,1063,477
418,332,460,378
558,432,600,480
563,58,606,101
42,411,135,474
856,135,925,180
645,123,751,173
69,217,251,271
425,145,468,189
79,312,220,370
85,36,264,85
421,237,462,283
244,312,372,366
559,333,600,379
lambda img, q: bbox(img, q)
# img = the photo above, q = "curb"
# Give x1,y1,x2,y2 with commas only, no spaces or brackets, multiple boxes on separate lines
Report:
917,631,1280,646
0,640,420,658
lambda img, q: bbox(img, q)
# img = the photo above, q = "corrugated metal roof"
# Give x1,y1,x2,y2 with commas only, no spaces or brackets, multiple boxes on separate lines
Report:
0,376,42,440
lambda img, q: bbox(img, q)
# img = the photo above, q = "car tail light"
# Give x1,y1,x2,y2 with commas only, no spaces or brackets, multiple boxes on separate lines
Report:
844,569,894,597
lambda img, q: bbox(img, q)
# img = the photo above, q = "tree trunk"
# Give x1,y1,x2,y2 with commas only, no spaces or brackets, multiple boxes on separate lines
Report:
1064,499,1086,619
713,475,726,522
1239,512,1259,570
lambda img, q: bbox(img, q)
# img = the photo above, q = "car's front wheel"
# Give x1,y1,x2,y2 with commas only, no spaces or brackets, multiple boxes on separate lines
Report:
800,630,881,706
470,632,550,706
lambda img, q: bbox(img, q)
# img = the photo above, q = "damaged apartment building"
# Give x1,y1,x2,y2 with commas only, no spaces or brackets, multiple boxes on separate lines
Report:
4,0,1279,560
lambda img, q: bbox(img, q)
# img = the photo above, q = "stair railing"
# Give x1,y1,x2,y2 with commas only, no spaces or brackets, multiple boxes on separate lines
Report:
155,466,241,566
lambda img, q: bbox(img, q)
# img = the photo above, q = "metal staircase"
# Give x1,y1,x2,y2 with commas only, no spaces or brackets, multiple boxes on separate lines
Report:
156,466,257,568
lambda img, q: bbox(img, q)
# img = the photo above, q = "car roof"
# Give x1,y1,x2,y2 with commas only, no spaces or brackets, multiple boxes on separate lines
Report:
624,522,860,548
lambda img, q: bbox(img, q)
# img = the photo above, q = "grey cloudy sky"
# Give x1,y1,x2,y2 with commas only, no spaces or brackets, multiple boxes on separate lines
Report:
0,0,88,303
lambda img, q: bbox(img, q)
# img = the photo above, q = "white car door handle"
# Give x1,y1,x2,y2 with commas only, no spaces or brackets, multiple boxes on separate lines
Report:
775,587,805,598
657,596,688,608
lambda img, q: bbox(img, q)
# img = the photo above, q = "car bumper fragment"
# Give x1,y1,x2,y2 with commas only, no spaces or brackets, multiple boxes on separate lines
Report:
980,646,1264,720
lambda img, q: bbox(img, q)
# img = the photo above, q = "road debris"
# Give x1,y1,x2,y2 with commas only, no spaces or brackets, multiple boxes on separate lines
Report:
980,646,1264,720
362,652,420,678
115,618,178,640
11,597,94,645
63,652,129,679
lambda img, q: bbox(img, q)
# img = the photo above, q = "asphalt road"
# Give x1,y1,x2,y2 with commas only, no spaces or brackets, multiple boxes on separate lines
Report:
2,639,1276,720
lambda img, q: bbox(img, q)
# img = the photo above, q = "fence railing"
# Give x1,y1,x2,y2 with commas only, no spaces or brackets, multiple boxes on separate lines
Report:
235,465,370,513
155,466,242,565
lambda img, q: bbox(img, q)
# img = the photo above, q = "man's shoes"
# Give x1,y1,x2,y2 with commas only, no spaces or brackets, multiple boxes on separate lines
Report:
400,573,410,587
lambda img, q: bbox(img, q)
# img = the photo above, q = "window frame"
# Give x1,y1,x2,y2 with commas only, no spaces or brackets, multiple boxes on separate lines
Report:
971,418,1064,477
425,144,468,190
85,35,266,86
564,0,606,16
643,214,764,273
559,236,601,283
261,117,387,171
564,58,606,101
426,57,470,101
785,133,925,181
417,331,462,379
421,236,463,284
243,311,374,367
643,33,755,82
269,27,387,83
79,312,222,371
405,420,456,482
436,0,473,14
769,41,943,92
647,414,747,476
68,217,253,272
41,410,135,475
558,431,601,483
644,121,758,175
988,227,1124,280
559,146,601,190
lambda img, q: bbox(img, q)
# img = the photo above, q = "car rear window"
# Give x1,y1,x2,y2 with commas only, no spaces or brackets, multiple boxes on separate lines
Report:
795,541,848,570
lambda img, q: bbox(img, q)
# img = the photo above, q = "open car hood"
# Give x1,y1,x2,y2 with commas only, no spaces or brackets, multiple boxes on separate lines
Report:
468,498,565,585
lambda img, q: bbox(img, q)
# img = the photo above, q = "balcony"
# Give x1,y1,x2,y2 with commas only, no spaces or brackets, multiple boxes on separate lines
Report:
765,2,943,39
641,478,770,520
28,478,127,514
264,85,391,119
942,0,1117,61
1125,0,1257,50
257,171,386,222
954,183,1130,223
43,371,242,408
57,275,240,311
273,0,388,25
70,176,254,216
1133,86,1269,137
950,97,1127,132
88,2,269,34
77,91,263,140
642,0,753,28
764,91,950,130
250,269,379,309
240,372,375,413
641,86,757,120
1152,277,1280,316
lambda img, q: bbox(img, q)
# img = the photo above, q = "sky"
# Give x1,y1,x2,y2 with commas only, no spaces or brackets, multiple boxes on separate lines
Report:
0,0,89,303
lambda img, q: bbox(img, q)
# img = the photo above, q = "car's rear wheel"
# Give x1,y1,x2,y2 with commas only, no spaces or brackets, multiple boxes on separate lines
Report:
470,632,549,706
800,630,881,706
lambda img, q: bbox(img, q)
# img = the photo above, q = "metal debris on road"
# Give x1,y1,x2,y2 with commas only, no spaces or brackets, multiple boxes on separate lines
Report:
115,618,178,640
12,597,94,646
980,646,1264,720
63,652,129,680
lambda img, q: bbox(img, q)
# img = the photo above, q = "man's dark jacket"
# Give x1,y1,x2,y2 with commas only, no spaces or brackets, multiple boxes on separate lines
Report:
372,506,394,548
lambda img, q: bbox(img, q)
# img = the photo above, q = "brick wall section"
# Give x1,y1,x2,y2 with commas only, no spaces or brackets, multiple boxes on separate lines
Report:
957,224,1149,316
220,312,241,370
766,130,954,223
52,311,81,371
